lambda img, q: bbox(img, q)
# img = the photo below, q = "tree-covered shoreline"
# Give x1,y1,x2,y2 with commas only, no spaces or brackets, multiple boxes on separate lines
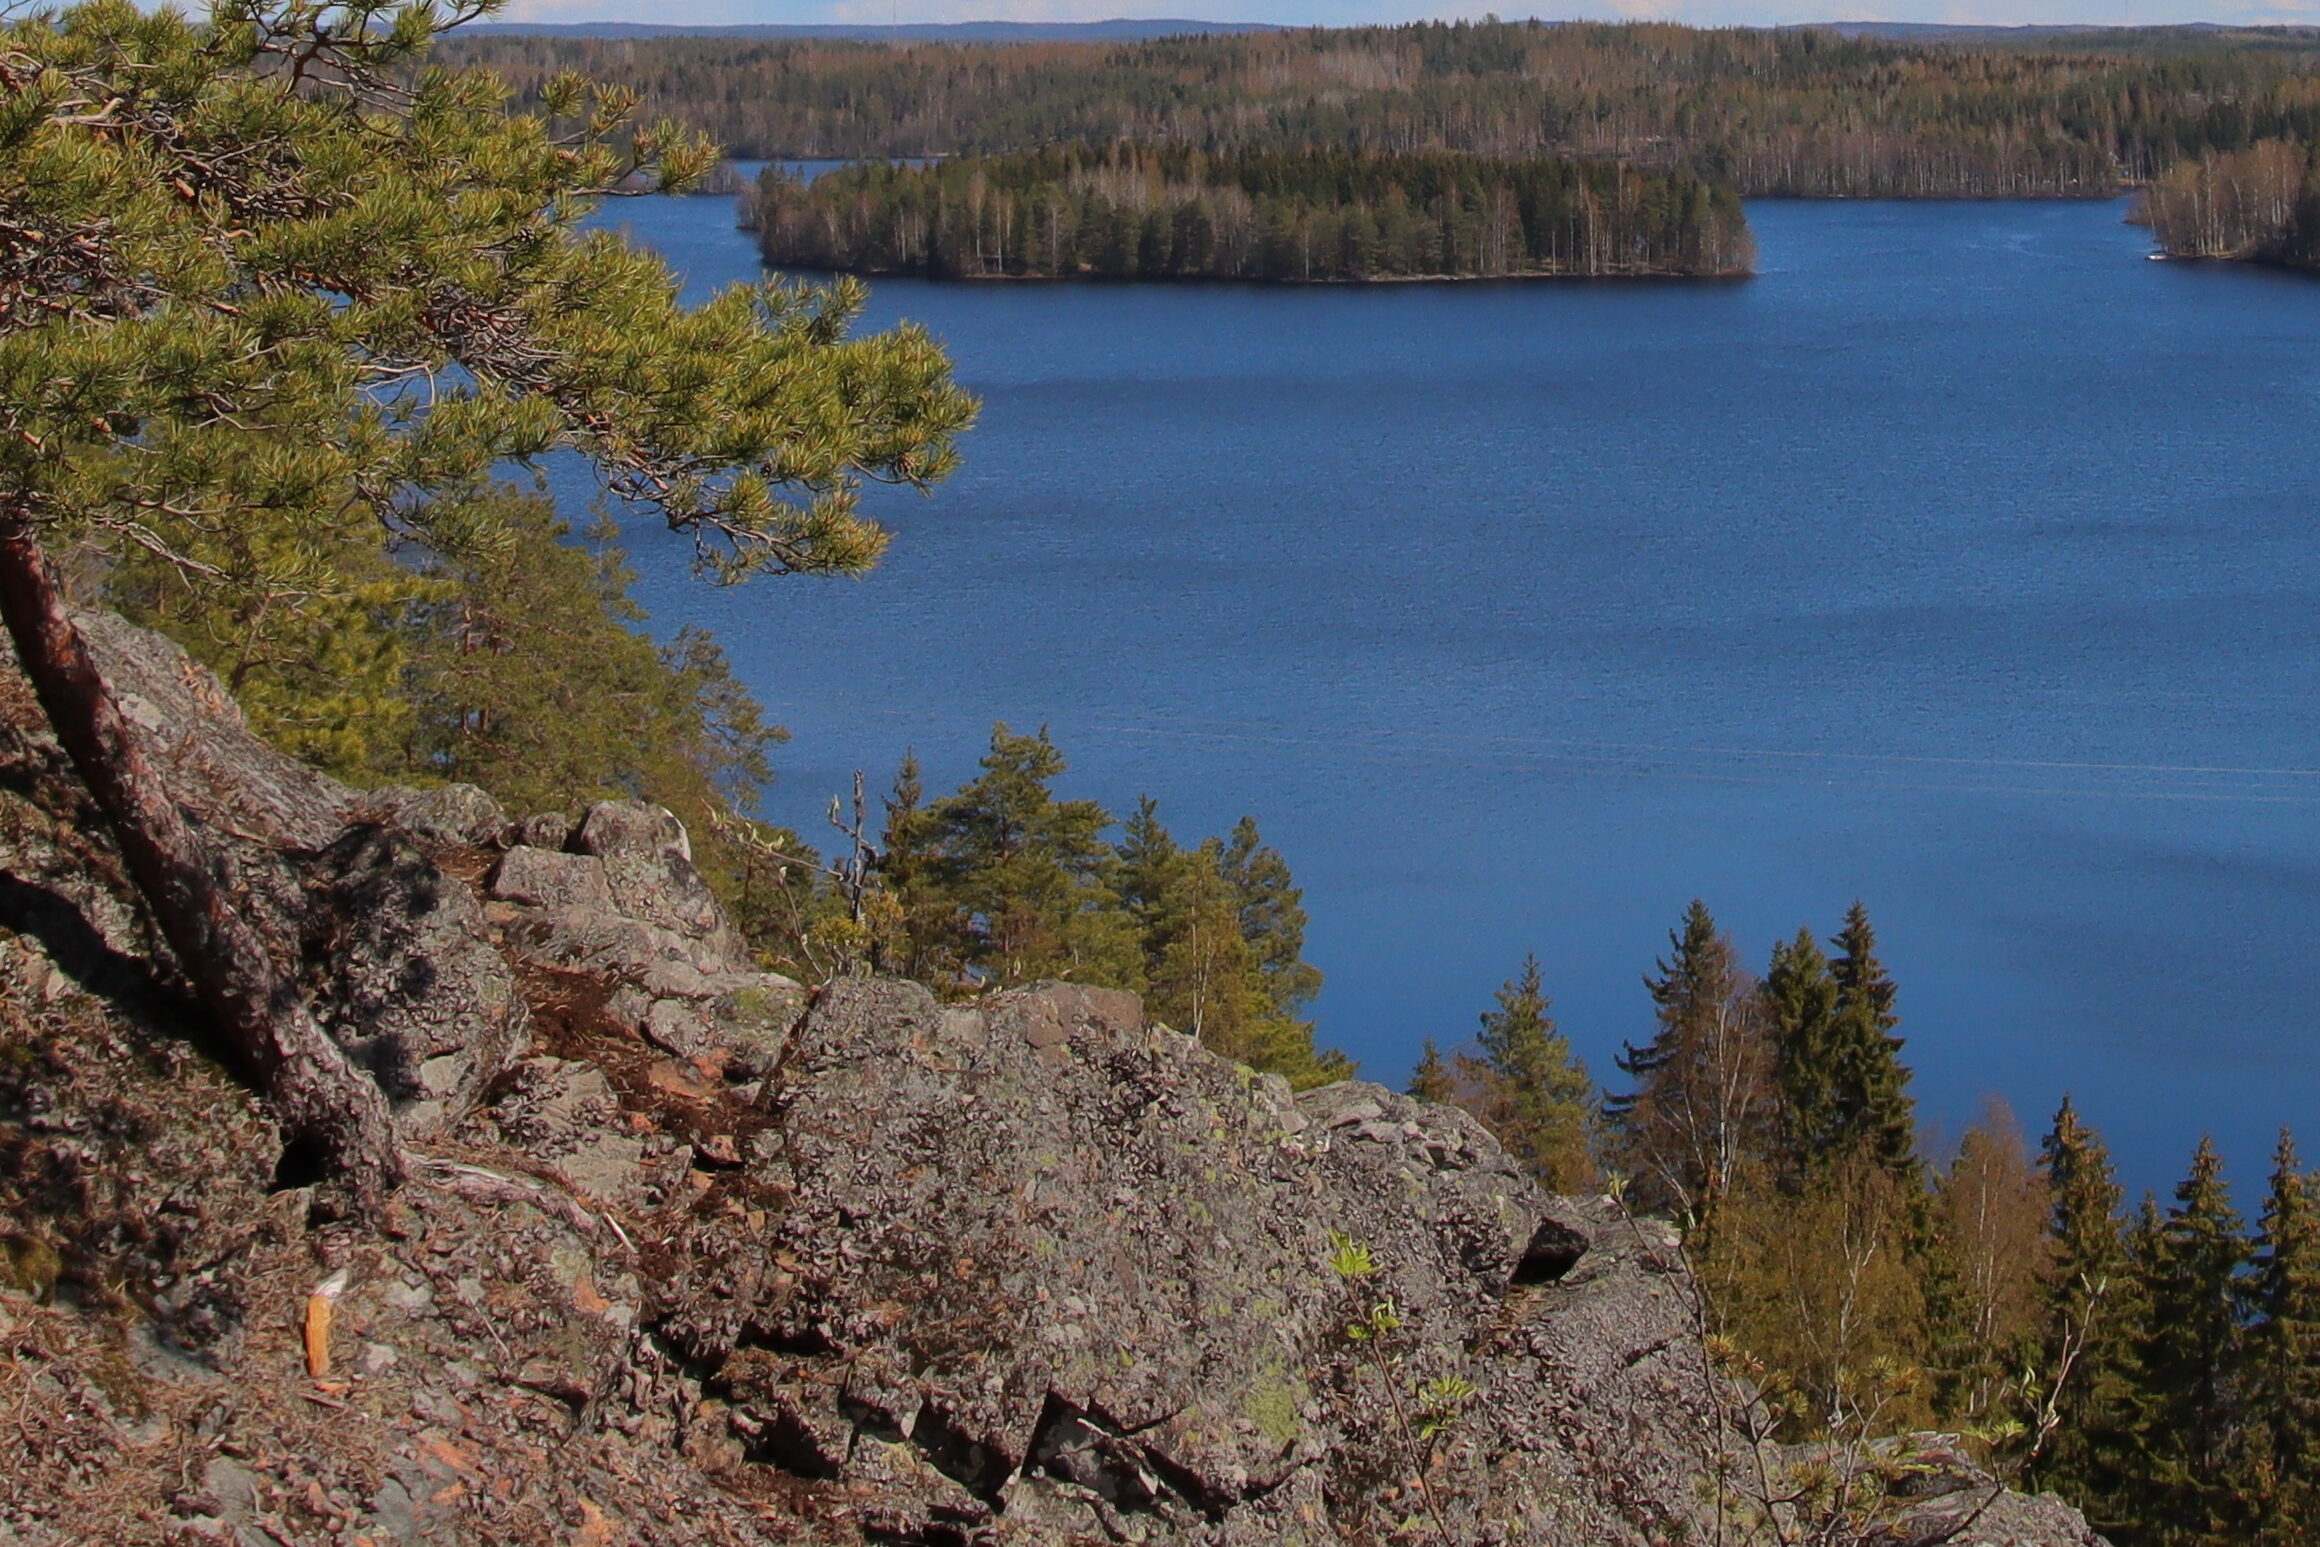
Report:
441,20,2320,200
2140,139,2320,272
748,146,1755,282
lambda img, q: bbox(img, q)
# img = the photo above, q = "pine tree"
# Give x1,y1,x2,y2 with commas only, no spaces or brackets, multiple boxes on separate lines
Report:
916,725,1140,988
1462,955,1599,1193
0,0,971,1201
1108,801,1346,1089
2134,1138,2253,1546
1608,900,1772,1221
2245,1130,2320,1544
1209,816,1325,1026
2025,1097,2145,1533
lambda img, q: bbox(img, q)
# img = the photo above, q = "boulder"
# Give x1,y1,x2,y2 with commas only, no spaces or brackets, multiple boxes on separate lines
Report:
490,846,617,914
488,805,805,1070
302,826,530,1138
363,784,511,850
576,801,747,969
0,612,528,1136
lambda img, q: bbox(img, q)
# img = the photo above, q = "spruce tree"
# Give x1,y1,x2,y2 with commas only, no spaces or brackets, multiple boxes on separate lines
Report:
1608,900,1771,1220
1407,1038,1456,1105
2025,1097,2145,1532
1764,924,1842,1180
879,751,970,984
1465,955,1599,1193
1114,795,1187,967
1826,902,1919,1180
2246,1130,2320,1544
2134,1139,2253,1546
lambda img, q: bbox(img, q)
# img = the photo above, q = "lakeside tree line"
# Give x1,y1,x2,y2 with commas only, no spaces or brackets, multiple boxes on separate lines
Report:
1415,898,2320,1547
440,20,2320,199
747,146,1755,281
2139,138,2320,270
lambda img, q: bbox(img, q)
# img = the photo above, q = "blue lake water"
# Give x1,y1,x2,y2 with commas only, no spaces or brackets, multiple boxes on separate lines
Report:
576,187,2320,1197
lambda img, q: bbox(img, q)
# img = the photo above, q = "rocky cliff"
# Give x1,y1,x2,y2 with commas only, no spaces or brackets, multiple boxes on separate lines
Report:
0,614,2105,1546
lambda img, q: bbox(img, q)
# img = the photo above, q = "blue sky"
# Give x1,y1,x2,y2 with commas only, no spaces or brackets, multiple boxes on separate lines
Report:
501,0,2319,30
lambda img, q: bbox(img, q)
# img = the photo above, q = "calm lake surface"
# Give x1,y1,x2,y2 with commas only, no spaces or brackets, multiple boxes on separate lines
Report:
577,187,2320,1195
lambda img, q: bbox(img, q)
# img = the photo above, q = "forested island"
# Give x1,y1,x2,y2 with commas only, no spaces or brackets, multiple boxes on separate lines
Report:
747,146,1755,281
440,19,2320,199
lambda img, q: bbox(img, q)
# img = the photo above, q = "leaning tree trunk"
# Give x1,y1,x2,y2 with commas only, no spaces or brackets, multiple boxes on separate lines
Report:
0,514,403,1206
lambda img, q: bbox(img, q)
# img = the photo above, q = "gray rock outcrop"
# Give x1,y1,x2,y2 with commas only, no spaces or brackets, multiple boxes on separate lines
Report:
486,800,804,1070
655,975,1730,1544
0,610,2109,1547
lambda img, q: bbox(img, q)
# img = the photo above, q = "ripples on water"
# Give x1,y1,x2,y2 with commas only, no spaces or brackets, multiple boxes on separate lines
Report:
576,184,2320,1191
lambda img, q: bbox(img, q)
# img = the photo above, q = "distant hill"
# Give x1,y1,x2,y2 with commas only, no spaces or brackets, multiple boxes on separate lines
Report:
462,18,1283,41
1816,19,2318,41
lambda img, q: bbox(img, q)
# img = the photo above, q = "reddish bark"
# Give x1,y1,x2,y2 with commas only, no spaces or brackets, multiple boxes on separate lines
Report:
0,514,402,1204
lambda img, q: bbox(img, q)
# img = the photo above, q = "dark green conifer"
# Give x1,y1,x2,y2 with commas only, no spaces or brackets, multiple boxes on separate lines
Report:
1211,816,1324,1025
1826,902,1918,1180
2246,1130,2320,1544
2024,1097,2145,1535
1764,924,1841,1180
877,750,965,983
2134,1138,2253,1546
1117,803,1346,1089
915,725,1139,988
1466,955,1599,1193
1608,901,1770,1219
1407,1038,1456,1105
1114,795,1187,961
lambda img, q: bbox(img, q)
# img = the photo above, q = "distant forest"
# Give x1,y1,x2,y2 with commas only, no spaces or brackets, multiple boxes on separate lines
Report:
439,20,2320,199
747,146,1755,281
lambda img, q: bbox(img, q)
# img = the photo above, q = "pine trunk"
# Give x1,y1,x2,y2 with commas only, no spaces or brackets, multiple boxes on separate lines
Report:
0,513,402,1206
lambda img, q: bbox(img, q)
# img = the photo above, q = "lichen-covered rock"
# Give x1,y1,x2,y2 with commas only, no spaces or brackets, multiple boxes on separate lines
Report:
364,783,511,850
577,800,747,970
0,614,530,1139
486,811,805,1071
513,809,576,851
651,978,1723,1544
56,612,360,851
301,826,530,1138
492,846,617,913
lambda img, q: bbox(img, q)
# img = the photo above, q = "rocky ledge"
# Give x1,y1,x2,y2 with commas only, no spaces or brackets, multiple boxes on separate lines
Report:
0,614,2103,1546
